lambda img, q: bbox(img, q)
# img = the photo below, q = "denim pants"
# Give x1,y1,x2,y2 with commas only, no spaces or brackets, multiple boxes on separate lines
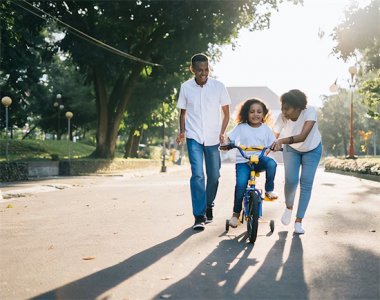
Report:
233,156,277,214
186,138,221,218
283,143,322,219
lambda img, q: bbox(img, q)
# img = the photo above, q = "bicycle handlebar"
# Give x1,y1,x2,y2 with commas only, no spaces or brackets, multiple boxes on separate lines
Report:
219,143,268,161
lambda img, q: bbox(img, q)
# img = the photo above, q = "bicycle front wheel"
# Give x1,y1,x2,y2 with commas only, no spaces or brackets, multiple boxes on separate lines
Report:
247,191,260,244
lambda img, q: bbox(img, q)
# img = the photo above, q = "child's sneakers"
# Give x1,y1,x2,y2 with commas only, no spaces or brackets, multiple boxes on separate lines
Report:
229,212,240,228
281,208,292,225
294,222,305,234
265,191,278,201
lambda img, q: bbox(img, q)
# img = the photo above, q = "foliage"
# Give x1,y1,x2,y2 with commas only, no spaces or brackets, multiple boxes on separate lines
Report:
318,90,377,157
358,74,380,120
0,0,55,131
332,0,380,119
37,54,96,138
332,0,380,70
28,0,300,158
324,157,380,177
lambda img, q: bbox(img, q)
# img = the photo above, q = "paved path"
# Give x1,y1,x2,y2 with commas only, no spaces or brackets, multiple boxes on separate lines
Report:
0,163,379,300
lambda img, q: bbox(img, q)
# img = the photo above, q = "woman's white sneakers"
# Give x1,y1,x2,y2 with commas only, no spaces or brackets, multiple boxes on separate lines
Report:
281,208,305,234
294,222,305,234
281,208,292,225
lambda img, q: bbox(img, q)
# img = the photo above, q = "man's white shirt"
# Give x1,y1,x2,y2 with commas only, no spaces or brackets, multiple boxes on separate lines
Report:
177,77,231,146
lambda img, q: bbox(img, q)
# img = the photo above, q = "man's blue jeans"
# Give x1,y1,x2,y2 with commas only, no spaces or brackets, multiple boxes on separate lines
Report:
186,138,221,218
233,156,277,214
283,143,322,219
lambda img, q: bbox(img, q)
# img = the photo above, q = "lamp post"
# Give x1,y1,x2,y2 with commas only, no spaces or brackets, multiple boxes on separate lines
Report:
1,96,12,161
161,101,167,173
65,111,73,161
347,65,357,159
53,94,64,140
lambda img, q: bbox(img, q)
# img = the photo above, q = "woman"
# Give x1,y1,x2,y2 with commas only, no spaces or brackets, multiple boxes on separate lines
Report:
271,89,322,234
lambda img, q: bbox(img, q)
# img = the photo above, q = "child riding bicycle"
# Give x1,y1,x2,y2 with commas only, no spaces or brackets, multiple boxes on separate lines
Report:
225,98,278,228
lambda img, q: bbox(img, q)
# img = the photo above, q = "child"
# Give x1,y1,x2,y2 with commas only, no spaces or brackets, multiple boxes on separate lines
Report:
227,98,278,228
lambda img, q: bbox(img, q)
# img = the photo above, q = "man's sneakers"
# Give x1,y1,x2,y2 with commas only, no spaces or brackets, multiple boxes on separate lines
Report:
193,216,206,231
206,207,213,223
281,208,292,225
294,222,305,234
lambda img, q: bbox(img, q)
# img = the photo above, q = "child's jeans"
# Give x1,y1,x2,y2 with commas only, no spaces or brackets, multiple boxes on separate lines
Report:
233,156,277,214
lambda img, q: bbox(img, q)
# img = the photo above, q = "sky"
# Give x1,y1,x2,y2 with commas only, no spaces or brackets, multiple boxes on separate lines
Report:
212,0,369,107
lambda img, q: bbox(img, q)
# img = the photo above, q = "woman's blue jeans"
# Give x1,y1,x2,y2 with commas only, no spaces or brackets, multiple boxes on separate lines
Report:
283,143,322,219
233,156,277,214
186,138,221,218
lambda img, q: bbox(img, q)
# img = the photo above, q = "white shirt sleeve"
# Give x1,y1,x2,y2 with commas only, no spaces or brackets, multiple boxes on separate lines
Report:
176,83,187,109
228,125,240,144
265,125,276,146
304,106,317,121
219,83,231,106
273,114,285,134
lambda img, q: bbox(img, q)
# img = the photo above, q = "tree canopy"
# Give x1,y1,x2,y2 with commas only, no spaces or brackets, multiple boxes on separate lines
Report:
30,0,299,158
332,0,380,120
2,0,301,158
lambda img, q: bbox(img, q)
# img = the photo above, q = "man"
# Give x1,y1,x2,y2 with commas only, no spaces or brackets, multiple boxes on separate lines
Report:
176,53,231,230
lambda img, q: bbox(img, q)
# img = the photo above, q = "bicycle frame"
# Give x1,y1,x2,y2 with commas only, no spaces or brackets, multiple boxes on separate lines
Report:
220,143,268,219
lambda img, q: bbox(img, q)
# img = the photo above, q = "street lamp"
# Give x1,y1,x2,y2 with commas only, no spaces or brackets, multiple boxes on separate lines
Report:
53,94,64,140
347,65,357,159
65,111,73,161
1,96,12,161
161,101,167,172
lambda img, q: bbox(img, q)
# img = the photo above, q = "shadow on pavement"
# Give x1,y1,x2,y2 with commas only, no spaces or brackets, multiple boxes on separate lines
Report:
153,231,309,299
30,228,194,300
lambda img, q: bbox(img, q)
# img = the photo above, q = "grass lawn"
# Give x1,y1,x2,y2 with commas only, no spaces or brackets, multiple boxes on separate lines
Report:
0,139,95,161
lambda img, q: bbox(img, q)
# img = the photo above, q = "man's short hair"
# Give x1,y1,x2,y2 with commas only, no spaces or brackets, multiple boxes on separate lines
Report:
191,53,209,66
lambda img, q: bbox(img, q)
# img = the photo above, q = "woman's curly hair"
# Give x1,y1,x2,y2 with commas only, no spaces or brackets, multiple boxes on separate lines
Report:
280,89,307,110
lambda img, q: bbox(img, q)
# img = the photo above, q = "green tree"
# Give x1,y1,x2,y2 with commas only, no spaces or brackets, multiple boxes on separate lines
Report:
28,0,300,158
0,0,54,135
358,74,380,120
332,0,380,120
332,0,379,70
319,90,372,157
37,54,96,140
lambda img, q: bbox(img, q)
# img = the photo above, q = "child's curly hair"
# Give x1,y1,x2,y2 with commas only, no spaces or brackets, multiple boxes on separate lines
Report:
236,98,272,125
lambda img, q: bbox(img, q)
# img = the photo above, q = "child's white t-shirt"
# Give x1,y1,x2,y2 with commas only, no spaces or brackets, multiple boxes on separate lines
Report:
228,123,275,163
273,106,321,152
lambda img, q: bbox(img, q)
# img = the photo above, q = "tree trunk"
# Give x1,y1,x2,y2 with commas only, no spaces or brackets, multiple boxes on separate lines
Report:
90,66,110,157
124,128,135,158
130,133,140,158
90,63,143,158
124,125,141,158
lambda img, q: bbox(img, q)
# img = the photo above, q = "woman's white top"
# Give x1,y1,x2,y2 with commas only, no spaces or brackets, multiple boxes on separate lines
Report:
273,106,321,152
228,123,275,163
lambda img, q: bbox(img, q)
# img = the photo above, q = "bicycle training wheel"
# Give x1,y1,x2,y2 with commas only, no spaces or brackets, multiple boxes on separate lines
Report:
247,191,260,244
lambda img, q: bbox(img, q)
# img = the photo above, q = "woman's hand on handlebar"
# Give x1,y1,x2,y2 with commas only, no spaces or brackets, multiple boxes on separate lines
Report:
270,139,283,152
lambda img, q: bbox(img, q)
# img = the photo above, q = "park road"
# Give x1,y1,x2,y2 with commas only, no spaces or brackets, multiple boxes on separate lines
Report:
0,163,379,300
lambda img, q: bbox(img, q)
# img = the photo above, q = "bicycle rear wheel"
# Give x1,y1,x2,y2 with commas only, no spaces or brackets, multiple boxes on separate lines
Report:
247,191,260,244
